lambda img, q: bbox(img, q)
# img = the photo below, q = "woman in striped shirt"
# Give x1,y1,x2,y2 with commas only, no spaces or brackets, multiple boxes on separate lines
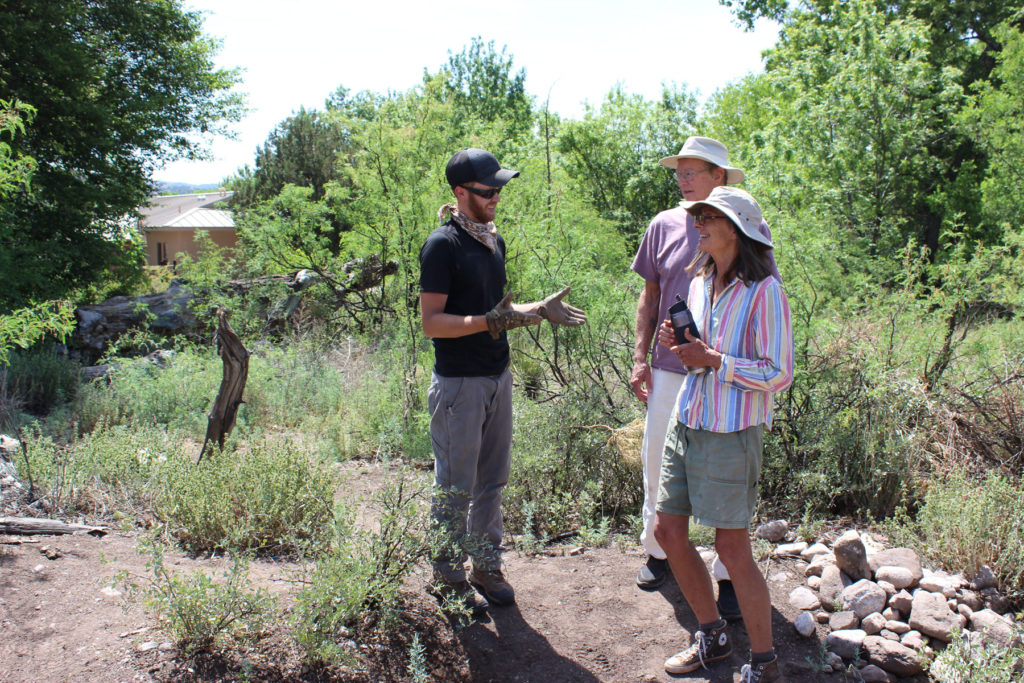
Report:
653,185,793,683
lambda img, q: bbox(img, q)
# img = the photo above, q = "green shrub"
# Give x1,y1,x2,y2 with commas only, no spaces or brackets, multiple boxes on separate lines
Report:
20,422,181,514
123,538,274,655
929,627,1024,682
292,476,430,664
5,346,80,415
156,438,338,554
894,470,1024,594
504,385,640,538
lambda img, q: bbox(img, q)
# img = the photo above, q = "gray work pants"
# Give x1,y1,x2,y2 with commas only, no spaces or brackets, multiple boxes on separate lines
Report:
429,369,512,581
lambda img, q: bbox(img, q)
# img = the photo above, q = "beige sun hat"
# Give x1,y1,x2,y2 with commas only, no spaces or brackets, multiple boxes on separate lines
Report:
659,136,745,185
682,185,771,247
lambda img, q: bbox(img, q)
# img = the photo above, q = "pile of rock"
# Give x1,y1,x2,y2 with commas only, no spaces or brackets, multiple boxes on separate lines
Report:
0,434,29,513
758,522,1019,680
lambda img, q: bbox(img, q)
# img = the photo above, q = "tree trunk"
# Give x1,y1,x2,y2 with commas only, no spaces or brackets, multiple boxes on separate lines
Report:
0,517,108,536
196,309,249,463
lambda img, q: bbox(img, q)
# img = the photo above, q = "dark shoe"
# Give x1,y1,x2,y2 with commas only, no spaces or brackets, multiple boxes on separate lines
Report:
428,574,489,618
663,620,731,674
740,656,783,682
636,556,669,590
470,567,515,606
716,579,743,622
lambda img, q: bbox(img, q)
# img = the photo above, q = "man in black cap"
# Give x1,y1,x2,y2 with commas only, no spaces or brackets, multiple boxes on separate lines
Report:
420,148,586,615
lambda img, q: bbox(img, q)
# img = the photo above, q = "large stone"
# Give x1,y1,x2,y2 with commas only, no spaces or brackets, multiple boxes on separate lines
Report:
885,620,911,635
789,586,821,611
867,548,922,582
820,565,852,610
970,608,1017,649
801,542,830,561
900,630,926,650
970,565,998,591
858,664,896,682
862,612,886,635
842,579,888,619
826,629,867,660
862,636,924,676
805,552,835,577
754,519,789,542
874,566,914,590
919,570,964,593
774,541,808,557
909,590,960,642
794,611,817,637
889,589,913,615
833,530,872,580
829,611,859,631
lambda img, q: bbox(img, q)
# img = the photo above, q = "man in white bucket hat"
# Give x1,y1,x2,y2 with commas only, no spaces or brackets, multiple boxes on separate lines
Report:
629,136,778,610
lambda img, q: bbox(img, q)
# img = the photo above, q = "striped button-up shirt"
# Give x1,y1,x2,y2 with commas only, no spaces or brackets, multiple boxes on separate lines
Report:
676,274,793,432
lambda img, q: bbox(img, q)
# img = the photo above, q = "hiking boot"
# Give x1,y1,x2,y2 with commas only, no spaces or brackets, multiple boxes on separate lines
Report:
740,656,783,682
716,579,743,622
636,555,669,590
470,567,516,606
427,574,489,618
663,620,732,674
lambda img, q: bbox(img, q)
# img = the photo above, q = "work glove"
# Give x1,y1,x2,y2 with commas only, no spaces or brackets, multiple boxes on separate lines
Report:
485,292,542,339
537,286,587,327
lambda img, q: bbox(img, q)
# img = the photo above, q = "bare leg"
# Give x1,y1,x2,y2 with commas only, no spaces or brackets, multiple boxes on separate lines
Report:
653,511,719,624
716,527,772,652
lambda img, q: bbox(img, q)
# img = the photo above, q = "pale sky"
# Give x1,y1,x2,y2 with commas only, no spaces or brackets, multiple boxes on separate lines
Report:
155,0,779,185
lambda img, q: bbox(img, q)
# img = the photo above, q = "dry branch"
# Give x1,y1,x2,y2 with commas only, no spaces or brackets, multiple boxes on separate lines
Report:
196,309,249,463
0,517,108,536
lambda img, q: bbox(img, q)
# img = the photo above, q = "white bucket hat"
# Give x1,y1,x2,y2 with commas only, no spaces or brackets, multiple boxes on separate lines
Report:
659,136,745,185
681,185,772,247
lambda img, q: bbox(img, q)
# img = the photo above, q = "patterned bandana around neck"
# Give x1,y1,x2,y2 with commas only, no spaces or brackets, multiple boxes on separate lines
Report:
438,203,499,253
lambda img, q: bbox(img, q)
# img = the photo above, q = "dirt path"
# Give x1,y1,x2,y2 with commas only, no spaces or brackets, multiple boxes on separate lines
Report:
0,464,915,682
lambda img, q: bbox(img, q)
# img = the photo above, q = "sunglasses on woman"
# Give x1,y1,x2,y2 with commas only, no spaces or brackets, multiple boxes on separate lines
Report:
461,185,502,199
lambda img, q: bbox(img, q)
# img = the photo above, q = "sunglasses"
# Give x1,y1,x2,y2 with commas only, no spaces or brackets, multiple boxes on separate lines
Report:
461,185,502,199
693,212,729,226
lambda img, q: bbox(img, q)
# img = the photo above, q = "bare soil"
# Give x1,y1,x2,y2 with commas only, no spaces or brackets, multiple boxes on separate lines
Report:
0,463,925,682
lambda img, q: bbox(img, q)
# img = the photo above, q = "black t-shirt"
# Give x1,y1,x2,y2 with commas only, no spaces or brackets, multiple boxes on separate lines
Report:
419,220,510,377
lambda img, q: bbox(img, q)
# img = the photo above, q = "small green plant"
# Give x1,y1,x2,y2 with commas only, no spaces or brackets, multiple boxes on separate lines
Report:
408,632,430,683
929,627,1024,682
122,538,274,655
578,516,613,548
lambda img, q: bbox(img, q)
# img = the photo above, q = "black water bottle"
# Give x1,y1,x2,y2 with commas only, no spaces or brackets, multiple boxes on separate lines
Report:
668,294,700,344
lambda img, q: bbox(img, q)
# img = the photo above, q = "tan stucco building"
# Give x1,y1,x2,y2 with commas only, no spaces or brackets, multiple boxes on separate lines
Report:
139,192,236,266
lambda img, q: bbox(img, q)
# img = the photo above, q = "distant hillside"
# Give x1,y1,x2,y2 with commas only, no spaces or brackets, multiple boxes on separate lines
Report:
155,181,223,195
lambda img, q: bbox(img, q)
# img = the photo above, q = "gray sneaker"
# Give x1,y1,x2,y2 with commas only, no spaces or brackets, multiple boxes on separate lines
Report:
470,567,516,606
740,656,783,682
664,620,732,674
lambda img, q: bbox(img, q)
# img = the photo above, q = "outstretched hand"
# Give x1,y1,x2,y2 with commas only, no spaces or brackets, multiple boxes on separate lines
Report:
537,286,587,326
485,291,543,339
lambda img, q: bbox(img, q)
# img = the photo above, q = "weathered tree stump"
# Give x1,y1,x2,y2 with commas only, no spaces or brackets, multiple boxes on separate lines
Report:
196,309,249,463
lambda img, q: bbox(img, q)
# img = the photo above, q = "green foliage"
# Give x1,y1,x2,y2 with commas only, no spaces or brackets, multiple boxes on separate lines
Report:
558,84,698,245
0,99,36,196
0,301,76,366
124,538,274,655
4,347,80,415
929,627,1024,682
897,471,1024,594
292,477,430,665
156,439,338,554
0,0,243,309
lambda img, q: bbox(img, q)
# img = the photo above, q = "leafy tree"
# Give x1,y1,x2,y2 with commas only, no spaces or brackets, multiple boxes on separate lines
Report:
963,21,1024,230
438,37,534,144
0,99,36,196
557,84,698,248
0,0,243,311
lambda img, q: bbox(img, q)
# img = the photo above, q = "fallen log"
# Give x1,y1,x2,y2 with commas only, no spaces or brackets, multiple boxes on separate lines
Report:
72,257,396,355
0,516,108,537
196,309,249,463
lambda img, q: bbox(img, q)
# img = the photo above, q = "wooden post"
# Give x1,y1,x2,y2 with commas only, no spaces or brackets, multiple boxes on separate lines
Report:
196,309,249,463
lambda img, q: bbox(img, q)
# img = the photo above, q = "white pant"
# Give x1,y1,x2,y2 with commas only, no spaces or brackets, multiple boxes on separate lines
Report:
639,368,731,582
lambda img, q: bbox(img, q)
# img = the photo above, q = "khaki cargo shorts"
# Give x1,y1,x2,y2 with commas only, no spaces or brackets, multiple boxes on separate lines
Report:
656,421,764,529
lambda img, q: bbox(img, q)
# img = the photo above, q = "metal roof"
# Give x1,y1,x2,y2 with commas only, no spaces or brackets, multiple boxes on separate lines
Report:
140,192,234,229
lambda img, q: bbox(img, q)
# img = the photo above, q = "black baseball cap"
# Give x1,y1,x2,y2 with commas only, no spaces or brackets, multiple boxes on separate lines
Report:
445,148,519,188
